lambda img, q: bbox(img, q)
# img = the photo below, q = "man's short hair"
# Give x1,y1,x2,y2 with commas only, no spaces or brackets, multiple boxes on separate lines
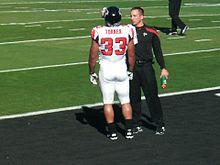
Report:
131,7,144,16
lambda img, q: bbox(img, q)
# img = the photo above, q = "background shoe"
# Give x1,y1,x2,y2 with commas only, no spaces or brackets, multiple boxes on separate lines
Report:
132,126,143,134
179,26,189,35
107,132,118,140
168,31,177,35
155,126,165,135
125,129,134,139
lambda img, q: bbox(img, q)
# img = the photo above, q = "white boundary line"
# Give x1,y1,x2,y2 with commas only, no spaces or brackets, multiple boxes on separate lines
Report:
0,47,219,73
0,86,219,120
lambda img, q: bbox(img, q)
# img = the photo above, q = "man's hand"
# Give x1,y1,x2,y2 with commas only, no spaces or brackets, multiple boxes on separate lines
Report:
160,68,169,79
127,71,133,80
90,73,98,85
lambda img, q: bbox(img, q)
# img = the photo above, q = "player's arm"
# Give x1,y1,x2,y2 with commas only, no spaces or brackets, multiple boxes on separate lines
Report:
88,39,99,85
88,39,99,74
127,39,135,72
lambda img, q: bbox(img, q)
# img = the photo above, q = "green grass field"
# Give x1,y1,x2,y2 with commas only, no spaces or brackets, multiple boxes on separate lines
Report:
0,0,219,116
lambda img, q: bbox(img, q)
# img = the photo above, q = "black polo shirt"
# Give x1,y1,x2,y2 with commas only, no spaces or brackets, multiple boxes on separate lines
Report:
135,24,166,69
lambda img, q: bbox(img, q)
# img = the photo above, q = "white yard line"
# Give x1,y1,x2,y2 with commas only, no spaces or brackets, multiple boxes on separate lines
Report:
0,86,219,120
24,24,41,28
190,26,220,30
0,18,103,26
195,39,212,42
69,28,85,31
46,26,63,30
168,36,185,40
188,19,202,21
14,7,29,9
0,0,163,5
0,62,88,73
0,35,90,45
0,9,97,13
1,14,220,26
0,48,219,74
184,3,220,7
165,48,220,56
164,48,220,56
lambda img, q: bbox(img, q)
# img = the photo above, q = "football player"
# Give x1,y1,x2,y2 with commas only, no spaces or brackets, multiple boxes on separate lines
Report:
88,6,137,140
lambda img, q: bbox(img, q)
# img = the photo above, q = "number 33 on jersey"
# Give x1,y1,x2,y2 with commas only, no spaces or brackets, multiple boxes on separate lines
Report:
91,24,137,62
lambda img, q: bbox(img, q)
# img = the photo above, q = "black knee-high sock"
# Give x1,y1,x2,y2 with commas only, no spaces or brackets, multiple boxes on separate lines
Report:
107,122,116,133
125,119,133,129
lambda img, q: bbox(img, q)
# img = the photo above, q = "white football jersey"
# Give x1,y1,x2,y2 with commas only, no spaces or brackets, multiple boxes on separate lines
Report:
91,24,137,63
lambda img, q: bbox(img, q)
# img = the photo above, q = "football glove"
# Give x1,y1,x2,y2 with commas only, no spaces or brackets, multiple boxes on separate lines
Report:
101,7,107,18
127,71,133,80
90,73,98,85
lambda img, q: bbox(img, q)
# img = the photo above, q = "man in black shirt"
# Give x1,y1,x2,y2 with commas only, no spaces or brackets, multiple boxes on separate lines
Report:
130,7,169,135
168,0,189,35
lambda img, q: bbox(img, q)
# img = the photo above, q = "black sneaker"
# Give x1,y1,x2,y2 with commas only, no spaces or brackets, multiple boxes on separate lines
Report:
125,129,134,139
155,126,165,135
132,126,143,134
179,26,189,35
107,132,118,140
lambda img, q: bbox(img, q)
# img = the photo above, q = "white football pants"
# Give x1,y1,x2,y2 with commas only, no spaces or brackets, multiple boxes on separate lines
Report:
99,60,130,104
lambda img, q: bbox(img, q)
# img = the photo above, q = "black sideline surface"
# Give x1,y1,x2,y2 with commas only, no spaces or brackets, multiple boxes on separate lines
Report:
0,90,220,165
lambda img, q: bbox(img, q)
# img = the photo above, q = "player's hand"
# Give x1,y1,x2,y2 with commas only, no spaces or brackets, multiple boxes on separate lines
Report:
127,71,133,80
90,73,98,85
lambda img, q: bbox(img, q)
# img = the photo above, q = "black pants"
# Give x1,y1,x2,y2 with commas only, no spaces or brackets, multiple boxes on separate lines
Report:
169,0,186,31
130,62,164,127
